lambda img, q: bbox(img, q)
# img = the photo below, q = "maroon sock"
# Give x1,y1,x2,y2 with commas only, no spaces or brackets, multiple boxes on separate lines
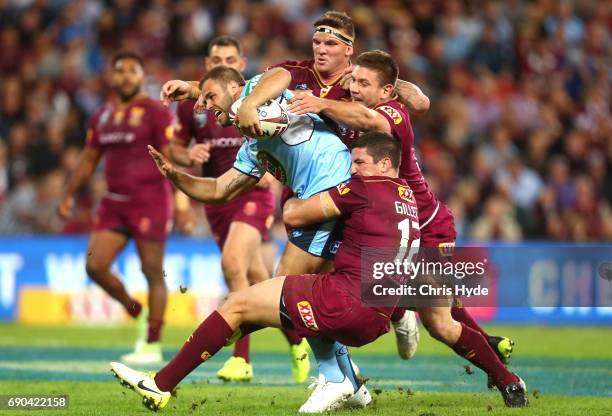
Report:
126,300,142,319
452,323,517,387
147,319,163,343
451,306,489,338
281,328,302,346
154,311,233,392
390,307,406,322
232,334,250,362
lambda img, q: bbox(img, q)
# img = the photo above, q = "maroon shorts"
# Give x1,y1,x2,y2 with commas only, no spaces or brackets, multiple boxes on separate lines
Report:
93,192,173,241
420,202,456,247
205,188,275,248
282,272,391,347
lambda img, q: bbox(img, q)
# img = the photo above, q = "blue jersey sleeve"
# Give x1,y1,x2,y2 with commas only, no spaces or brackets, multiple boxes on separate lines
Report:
233,140,261,179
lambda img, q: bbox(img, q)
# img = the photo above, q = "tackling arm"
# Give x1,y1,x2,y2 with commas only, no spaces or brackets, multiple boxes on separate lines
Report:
283,192,341,228
320,99,391,134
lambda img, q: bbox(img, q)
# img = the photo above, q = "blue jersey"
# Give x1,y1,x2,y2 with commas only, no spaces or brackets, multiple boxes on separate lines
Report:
233,74,351,199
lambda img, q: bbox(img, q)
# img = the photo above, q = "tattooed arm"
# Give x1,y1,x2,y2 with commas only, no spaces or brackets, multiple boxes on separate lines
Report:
148,145,257,203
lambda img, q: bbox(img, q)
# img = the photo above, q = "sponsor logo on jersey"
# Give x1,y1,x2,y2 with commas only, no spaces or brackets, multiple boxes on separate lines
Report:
256,151,287,184
99,108,111,127
378,105,403,124
128,107,145,127
297,300,319,331
397,186,415,202
292,229,303,238
336,182,351,195
296,83,309,91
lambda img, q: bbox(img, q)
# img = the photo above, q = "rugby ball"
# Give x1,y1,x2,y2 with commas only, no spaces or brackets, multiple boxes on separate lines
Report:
229,97,290,139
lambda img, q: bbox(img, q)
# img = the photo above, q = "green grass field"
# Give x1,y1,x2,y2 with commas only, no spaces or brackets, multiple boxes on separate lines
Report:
1,324,611,415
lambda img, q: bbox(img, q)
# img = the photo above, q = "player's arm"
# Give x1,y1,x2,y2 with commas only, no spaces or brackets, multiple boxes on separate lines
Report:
283,192,341,228
160,80,201,106
148,145,256,203
57,147,102,219
395,79,430,114
169,139,211,167
236,68,292,137
288,93,391,134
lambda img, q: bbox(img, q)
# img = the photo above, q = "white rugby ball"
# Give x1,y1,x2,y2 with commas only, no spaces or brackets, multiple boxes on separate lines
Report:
229,97,290,139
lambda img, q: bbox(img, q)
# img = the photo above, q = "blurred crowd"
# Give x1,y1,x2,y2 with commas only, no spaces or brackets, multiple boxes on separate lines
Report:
0,0,610,241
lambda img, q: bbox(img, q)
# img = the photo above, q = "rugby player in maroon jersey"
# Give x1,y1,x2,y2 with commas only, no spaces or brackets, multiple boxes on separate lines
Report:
167,36,309,383
287,50,519,393
58,51,174,365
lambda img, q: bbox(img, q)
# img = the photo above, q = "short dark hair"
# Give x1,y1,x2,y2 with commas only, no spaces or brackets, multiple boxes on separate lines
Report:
112,50,144,68
313,11,355,40
355,50,398,87
200,66,246,89
207,35,243,56
352,131,401,169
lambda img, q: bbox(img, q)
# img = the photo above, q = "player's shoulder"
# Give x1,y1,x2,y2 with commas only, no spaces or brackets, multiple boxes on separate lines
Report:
269,59,314,71
375,99,409,126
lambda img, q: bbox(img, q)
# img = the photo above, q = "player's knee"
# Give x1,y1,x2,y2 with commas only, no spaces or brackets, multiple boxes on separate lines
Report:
85,260,106,280
220,292,248,316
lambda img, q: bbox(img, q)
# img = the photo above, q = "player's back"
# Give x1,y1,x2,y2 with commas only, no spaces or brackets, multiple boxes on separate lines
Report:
341,99,448,232
332,175,420,277
88,96,173,198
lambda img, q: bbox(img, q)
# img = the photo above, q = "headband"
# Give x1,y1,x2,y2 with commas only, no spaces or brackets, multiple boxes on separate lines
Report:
314,25,354,46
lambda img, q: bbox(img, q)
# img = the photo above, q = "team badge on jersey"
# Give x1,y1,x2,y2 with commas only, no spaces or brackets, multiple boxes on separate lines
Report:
297,301,319,331
438,242,456,257
378,105,403,125
113,110,125,125
336,181,351,195
319,86,331,98
398,186,415,202
128,107,145,127
257,151,287,183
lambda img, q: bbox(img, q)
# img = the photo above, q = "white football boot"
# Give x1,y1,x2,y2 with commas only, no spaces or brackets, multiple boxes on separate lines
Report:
392,310,420,359
110,361,170,411
298,374,354,413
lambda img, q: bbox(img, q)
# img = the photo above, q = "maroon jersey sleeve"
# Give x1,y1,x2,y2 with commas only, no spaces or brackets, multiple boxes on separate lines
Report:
374,101,411,138
175,100,196,144
328,176,370,215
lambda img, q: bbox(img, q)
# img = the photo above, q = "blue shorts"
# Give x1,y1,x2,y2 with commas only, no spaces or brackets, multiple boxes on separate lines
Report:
288,219,343,260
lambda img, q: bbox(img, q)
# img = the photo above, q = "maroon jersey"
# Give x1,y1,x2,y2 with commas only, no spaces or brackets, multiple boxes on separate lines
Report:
86,96,173,198
341,99,452,238
175,99,245,178
270,59,350,101
329,175,420,278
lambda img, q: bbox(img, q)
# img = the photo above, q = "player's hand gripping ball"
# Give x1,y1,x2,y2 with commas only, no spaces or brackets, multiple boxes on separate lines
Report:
229,97,290,139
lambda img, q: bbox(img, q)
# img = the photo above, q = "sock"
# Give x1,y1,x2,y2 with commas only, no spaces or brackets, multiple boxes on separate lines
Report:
281,328,302,346
154,311,233,392
307,338,344,383
451,306,489,338
333,341,360,392
390,307,406,322
451,323,517,387
233,334,250,363
127,300,142,319
147,318,163,343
